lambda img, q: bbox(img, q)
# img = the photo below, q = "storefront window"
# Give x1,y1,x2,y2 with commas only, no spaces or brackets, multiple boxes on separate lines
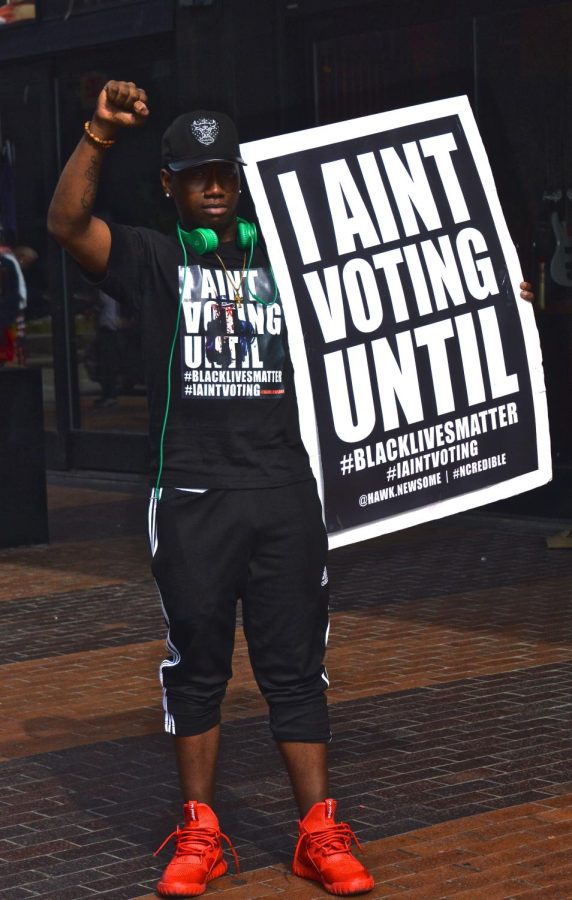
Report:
56,49,175,435
42,0,140,17
314,19,472,125
475,2,572,465
0,66,55,429
0,40,175,471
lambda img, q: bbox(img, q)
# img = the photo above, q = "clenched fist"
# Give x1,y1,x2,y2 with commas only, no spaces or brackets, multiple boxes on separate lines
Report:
89,81,149,142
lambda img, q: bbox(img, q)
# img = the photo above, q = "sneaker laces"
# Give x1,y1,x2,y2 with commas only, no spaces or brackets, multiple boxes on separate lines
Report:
304,821,364,857
154,824,240,874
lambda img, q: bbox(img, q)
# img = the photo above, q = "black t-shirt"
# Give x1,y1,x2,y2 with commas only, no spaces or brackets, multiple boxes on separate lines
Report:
99,223,313,489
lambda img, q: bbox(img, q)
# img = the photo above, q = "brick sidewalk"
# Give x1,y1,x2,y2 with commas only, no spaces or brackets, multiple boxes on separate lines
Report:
0,477,571,898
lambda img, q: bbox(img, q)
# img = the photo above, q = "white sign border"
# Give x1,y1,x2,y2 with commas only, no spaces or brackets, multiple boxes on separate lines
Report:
241,95,552,549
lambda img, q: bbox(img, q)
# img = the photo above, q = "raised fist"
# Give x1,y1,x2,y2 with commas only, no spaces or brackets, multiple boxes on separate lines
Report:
92,81,149,134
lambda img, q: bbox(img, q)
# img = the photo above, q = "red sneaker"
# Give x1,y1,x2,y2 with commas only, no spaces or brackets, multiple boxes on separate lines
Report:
292,799,374,896
155,800,239,897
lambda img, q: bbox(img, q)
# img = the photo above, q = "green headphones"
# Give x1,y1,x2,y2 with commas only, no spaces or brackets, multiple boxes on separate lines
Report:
176,218,278,306
178,217,258,255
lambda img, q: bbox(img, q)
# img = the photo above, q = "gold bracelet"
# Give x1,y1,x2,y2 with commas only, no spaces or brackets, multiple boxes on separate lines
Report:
83,120,116,148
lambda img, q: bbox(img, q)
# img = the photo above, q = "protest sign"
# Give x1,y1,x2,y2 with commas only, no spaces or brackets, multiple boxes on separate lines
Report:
241,96,551,548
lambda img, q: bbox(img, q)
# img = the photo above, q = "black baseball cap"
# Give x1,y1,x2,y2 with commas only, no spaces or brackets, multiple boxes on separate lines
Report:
161,109,245,172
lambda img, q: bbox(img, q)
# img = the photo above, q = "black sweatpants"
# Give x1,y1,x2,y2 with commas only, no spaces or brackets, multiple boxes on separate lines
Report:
148,480,330,742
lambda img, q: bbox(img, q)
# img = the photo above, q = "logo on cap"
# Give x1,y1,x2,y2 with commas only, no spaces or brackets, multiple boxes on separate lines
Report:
191,118,219,146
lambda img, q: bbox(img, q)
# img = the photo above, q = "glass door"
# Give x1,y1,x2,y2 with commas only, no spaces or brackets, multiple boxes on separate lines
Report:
0,63,57,434
54,37,177,470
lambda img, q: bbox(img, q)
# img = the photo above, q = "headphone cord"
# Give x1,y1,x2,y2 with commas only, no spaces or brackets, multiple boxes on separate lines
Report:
154,229,189,499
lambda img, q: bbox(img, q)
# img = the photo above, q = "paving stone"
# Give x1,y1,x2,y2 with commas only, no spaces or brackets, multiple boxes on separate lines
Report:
1,478,571,895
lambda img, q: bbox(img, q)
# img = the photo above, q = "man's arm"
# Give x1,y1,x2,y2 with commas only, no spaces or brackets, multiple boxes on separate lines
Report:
47,80,149,277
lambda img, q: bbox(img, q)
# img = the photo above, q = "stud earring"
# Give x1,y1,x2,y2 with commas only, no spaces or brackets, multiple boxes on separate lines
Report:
165,192,171,199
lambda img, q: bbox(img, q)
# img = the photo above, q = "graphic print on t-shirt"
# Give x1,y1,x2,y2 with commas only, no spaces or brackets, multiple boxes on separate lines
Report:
179,262,285,400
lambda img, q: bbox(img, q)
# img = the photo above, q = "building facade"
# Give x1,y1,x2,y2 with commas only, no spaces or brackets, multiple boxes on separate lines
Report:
0,0,570,514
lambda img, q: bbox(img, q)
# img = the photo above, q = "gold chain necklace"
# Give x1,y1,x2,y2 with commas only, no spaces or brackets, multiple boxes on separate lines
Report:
214,251,248,305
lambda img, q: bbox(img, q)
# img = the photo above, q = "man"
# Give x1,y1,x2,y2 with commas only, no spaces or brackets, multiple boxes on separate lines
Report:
48,81,536,898
48,80,375,898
